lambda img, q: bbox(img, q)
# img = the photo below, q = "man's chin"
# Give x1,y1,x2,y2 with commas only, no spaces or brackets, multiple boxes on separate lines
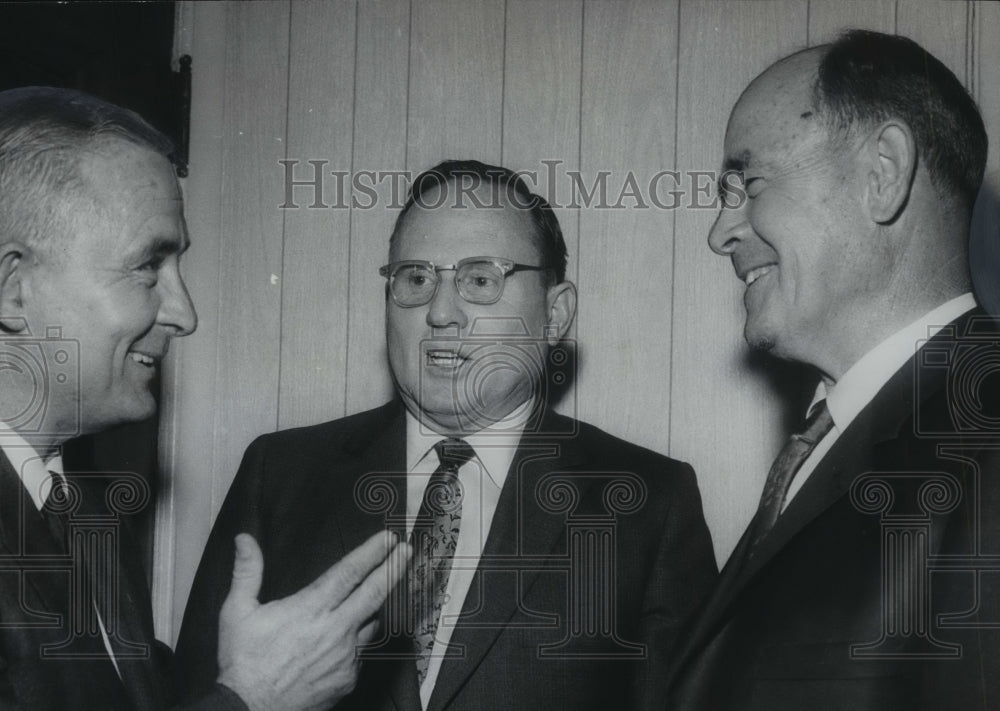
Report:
84,397,158,434
413,403,502,437
744,320,777,353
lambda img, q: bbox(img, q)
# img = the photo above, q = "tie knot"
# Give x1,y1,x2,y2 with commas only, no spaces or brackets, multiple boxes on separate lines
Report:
434,438,475,472
42,473,73,516
797,400,834,445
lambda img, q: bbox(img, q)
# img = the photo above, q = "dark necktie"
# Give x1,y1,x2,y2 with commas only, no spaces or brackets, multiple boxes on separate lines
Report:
40,473,127,702
410,437,475,685
751,400,834,548
39,472,70,553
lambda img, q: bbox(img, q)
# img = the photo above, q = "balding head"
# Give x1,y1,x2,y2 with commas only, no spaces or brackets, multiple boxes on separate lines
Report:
709,33,979,380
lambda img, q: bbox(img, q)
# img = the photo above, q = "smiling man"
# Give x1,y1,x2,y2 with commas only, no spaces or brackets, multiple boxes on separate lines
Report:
665,31,999,711
177,160,717,711
0,86,406,711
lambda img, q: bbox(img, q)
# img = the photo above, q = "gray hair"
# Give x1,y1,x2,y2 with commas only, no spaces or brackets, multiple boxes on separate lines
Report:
0,86,174,255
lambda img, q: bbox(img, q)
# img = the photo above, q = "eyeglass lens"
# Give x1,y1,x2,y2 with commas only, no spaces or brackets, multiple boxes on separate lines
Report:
391,261,506,306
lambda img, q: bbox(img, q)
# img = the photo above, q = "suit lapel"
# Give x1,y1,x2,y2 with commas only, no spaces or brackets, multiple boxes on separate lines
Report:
427,411,588,711
670,310,979,688
68,472,165,711
111,521,169,711
334,402,418,711
742,309,968,579
0,449,73,626
333,401,408,556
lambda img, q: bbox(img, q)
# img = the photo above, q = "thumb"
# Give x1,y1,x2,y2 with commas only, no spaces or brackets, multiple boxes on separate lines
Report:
224,533,264,615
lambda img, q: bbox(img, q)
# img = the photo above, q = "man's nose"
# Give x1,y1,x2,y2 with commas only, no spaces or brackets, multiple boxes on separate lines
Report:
158,267,198,336
426,273,469,330
707,203,750,256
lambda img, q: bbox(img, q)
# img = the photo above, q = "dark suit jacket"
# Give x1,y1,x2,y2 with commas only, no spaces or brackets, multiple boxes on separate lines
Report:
0,450,246,711
175,402,718,711
666,309,1000,710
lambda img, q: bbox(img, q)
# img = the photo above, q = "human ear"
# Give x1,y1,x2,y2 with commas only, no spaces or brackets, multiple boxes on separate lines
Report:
544,281,577,345
863,121,916,224
0,243,29,333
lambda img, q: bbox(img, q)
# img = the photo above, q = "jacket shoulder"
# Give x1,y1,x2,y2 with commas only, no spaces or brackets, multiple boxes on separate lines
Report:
245,401,401,460
564,414,691,468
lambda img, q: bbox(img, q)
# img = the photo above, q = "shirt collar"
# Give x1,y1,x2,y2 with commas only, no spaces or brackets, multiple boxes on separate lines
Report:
812,293,977,430
405,399,534,490
0,420,63,510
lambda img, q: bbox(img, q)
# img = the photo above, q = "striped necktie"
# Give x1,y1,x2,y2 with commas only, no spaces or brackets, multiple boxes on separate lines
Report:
751,400,834,548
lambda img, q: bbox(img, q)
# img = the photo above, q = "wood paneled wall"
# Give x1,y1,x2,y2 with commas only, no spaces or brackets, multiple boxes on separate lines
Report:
159,0,1000,642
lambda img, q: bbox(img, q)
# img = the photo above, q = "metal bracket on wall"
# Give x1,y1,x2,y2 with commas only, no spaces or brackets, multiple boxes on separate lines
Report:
173,54,192,178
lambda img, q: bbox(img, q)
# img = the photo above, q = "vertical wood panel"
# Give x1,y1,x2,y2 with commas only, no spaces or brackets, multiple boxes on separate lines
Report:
897,0,969,85
807,0,894,44
211,1,290,511
167,0,1000,628
279,0,357,428
163,0,228,644
576,0,678,454
345,0,410,415
501,0,583,291
670,0,808,564
406,0,505,172
164,0,293,642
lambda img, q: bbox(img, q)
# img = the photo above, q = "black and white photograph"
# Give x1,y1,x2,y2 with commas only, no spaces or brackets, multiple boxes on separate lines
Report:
0,1,998,709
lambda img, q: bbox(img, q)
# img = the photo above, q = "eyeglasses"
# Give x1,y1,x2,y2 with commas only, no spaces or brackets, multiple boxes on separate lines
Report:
378,257,550,307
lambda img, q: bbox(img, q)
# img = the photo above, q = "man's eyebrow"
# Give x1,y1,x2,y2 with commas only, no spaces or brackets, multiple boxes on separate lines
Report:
718,152,750,198
722,150,752,173
129,235,189,261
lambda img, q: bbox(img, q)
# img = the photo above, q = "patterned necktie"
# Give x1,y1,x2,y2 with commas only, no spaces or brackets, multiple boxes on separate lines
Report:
751,400,834,548
410,437,475,685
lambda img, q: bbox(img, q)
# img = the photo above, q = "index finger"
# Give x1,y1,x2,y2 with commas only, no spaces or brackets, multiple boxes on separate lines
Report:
338,540,412,622
301,530,397,608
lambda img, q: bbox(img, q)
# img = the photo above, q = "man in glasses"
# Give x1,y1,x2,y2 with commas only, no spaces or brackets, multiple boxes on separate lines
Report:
177,160,717,710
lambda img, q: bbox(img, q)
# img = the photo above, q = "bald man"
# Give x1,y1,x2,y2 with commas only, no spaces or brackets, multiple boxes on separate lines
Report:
666,30,999,711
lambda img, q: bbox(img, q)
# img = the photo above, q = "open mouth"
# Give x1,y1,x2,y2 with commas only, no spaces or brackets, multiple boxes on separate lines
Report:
743,264,776,286
128,351,159,367
425,349,468,367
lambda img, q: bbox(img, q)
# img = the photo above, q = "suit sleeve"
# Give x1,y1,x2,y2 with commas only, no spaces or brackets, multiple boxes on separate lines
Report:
173,437,269,705
633,462,718,711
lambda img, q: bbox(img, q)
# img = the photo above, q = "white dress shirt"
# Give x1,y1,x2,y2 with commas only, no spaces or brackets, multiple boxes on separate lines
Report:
0,422,121,675
782,292,977,510
404,400,533,709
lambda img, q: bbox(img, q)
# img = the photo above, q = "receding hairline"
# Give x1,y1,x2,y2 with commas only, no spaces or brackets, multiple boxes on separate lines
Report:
730,46,826,122
389,178,544,259
0,87,176,257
